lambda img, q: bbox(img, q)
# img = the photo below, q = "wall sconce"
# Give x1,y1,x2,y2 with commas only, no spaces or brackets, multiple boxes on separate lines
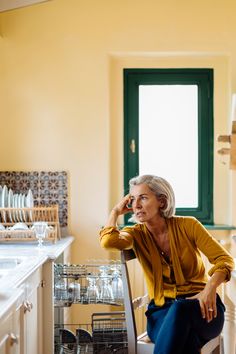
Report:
217,121,236,169
217,94,236,168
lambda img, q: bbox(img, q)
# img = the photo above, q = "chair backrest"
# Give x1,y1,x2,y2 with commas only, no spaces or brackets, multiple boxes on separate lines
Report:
121,249,155,354
121,249,138,354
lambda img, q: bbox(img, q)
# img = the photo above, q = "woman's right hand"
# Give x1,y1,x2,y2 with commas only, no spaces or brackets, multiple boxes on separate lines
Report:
105,194,133,227
112,194,133,216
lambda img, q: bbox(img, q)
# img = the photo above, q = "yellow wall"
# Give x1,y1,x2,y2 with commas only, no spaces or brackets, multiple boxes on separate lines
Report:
0,0,236,276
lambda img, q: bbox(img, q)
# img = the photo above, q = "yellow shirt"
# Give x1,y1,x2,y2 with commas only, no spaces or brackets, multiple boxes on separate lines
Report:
100,216,234,306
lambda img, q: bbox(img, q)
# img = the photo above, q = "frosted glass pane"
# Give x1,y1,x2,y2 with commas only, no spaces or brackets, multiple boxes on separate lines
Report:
139,85,198,208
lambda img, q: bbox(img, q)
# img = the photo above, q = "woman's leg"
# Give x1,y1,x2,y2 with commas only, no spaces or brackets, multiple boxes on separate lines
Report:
146,295,225,354
146,301,172,344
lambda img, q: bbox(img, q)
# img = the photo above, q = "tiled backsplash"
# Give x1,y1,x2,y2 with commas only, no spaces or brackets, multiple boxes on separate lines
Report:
0,171,68,227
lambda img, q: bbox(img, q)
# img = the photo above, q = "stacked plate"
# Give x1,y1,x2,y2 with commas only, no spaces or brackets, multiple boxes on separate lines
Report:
0,185,34,223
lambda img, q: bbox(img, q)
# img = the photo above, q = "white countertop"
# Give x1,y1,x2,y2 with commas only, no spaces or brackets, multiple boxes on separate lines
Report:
0,236,74,319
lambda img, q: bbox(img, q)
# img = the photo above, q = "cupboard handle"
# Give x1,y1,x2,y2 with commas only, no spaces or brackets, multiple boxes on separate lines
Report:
23,300,33,313
130,139,136,153
9,333,18,346
40,280,46,288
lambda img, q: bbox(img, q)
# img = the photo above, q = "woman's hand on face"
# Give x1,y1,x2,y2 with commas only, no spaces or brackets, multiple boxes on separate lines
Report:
112,194,133,216
187,288,217,323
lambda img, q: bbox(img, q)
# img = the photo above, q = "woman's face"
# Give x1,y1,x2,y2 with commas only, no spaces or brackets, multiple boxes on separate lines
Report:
129,183,163,223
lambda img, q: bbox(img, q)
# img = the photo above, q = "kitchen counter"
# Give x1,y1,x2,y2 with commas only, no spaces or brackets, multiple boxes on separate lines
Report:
0,236,74,320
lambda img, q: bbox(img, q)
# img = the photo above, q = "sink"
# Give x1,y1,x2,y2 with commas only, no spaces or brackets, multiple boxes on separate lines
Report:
0,255,39,286
0,257,23,270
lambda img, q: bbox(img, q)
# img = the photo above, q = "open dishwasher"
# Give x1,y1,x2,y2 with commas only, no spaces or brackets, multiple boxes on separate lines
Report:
54,262,128,354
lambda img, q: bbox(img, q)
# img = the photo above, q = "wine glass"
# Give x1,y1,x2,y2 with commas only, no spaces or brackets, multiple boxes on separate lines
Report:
32,221,48,249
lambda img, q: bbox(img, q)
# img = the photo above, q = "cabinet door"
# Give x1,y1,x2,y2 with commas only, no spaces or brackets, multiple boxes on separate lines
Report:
0,310,19,354
11,304,21,354
24,286,39,354
0,313,10,354
42,261,54,354
20,267,43,354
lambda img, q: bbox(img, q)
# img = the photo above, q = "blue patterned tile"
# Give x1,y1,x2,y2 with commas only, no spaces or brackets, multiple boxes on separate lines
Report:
0,171,68,227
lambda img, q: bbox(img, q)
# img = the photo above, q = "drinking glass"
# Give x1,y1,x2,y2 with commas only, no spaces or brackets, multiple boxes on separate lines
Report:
32,221,48,248
111,264,123,300
99,265,114,302
68,282,81,302
54,276,67,302
86,276,99,303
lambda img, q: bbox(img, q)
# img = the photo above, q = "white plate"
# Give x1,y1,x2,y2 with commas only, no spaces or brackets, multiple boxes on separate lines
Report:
21,194,26,222
18,194,23,222
10,222,28,231
12,194,16,222
26,189,34,207
1,185,8,223
1,185,8,208
0,186,2,208
26,189,34,221
7,189,14,223
13,194,19,222
19,193,26,222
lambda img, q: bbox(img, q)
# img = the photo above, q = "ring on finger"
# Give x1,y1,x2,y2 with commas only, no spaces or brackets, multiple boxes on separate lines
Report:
208,308,214,312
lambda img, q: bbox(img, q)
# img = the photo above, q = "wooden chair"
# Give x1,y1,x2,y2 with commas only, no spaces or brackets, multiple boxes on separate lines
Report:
121,249,221,354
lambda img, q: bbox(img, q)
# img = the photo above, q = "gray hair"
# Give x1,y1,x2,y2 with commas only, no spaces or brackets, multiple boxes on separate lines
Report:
129,174,175,219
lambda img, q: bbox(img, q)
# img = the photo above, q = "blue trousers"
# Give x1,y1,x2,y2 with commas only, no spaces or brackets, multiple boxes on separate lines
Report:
145,294,225,354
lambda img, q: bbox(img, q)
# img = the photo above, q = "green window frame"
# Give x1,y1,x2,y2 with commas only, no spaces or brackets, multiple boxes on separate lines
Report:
124,68,214,225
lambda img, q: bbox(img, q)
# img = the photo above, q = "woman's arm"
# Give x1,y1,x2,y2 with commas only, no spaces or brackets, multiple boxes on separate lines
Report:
105,194,132,227
187,217,234,322
100,194,134,250
189,218,234,282
106,209,121,227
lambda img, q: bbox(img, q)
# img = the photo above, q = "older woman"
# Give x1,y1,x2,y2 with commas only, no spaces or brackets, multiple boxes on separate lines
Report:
99,175,234,354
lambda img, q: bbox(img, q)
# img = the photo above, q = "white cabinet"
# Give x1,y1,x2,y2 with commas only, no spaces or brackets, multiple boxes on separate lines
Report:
19,266,43,354
0,292,22,354
0,266,45,354
42,261,54,354
0,311,15,354
4,261,55,354
11,304,21,354
0,237,74,354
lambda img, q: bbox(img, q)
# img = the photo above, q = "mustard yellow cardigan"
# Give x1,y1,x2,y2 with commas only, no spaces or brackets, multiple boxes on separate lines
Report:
100,216,234,306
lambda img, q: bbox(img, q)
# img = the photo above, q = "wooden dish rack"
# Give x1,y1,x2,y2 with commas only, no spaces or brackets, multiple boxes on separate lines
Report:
0,205,60,243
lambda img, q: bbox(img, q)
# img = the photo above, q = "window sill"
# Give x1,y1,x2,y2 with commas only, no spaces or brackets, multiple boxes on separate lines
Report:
118,224,236,231
204,224,236,230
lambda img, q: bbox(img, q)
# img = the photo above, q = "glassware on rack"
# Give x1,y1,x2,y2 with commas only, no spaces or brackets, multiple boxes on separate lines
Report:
32,221,48,248
86,276,99,303
99,265,114,302
54,275,68,302
68,282,81,302
111,264,123,300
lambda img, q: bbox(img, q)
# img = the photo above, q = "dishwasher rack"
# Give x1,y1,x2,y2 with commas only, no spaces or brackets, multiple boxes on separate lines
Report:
55,311,128,354
54,263,124,307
